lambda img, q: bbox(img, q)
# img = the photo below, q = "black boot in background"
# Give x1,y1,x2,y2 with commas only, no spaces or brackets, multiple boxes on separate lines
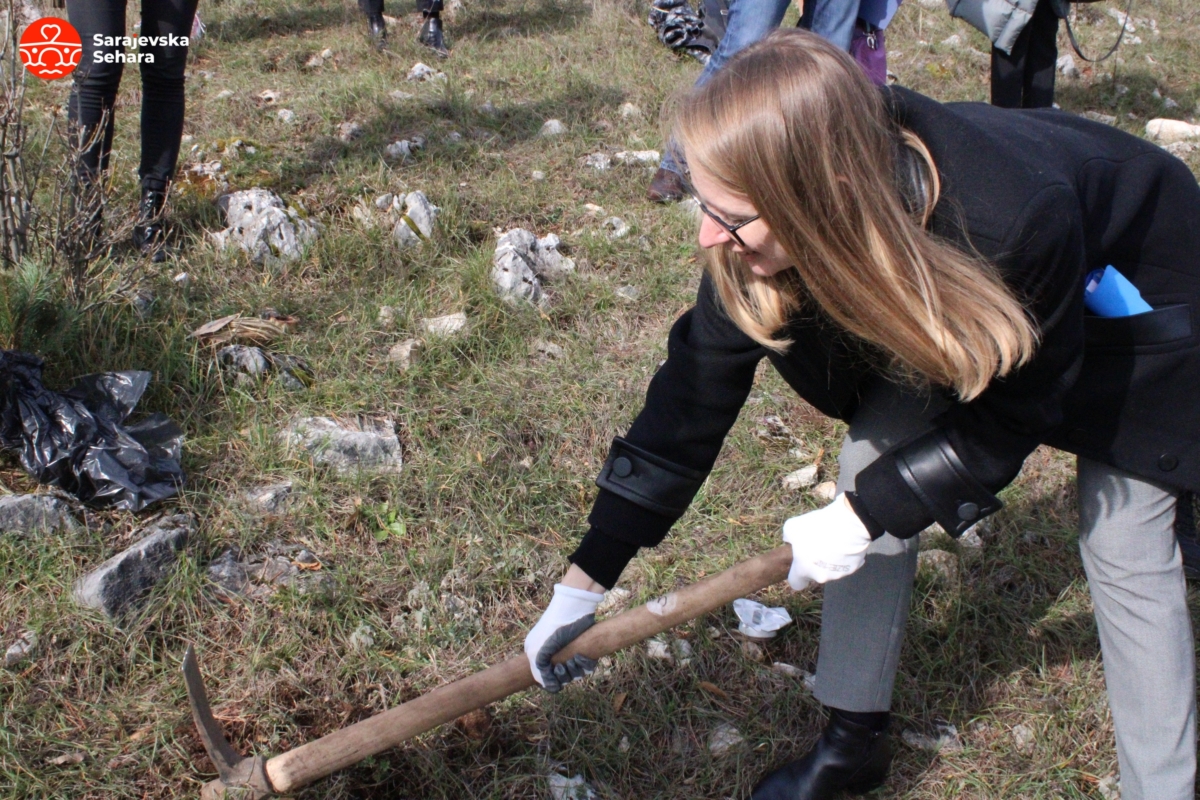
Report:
367,12,387,45
416,0,448,56
132,187,168,263
751,708,892,800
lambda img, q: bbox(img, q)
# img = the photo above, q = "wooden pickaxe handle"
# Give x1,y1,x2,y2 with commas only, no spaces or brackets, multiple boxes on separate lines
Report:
204,545,793,797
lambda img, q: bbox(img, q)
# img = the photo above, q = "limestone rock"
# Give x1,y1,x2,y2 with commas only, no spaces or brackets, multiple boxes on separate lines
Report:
1147,118,1200,144
73,515,195,619
782,464,819,491
619,102,642,119
1056,54,1080,79
583,152,612,171
901,722,962,753
3,630,37,668
708,723,745,757
386,339,424,370
491,228,576,305
615,149,660,166
211,189,321,264
1012,722,1036,754
603,216,629,239
392,191,439,246
0,495,78,538
407,62,446,82
421,312,468,337
338,121,364,142
547,772,597,800
813,481,837,502
540,119,567,137
279,417,403,474
242,481,296,515
917,549,960,587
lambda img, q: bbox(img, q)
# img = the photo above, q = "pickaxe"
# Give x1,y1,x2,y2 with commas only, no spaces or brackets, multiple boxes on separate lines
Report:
184,545,793,798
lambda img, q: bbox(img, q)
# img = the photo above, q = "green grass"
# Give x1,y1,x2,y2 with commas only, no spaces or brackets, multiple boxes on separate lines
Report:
2,0,1199,797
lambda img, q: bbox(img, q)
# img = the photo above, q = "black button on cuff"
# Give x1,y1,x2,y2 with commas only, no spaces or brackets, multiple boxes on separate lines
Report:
612,456,633,478
1159,454,1179,472
957,502,979,522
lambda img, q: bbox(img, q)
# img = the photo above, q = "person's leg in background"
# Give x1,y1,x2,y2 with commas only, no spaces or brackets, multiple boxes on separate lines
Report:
647,0,792,202
1020,0,1058,108
358,0,387,44
135,0,198,261
65,0,126,242
753,380,945,800
1077,458,1197,800
417,0,448,57
798,0,860,52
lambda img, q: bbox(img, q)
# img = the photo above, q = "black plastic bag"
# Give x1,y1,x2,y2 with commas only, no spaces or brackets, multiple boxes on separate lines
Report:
648,0,729,63
0,351,185,511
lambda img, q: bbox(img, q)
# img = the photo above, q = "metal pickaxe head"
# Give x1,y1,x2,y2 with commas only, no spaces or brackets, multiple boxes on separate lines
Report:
182,645,275,800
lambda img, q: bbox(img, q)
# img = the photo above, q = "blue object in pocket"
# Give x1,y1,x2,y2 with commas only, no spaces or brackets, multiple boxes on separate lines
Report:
1084,265,1153,317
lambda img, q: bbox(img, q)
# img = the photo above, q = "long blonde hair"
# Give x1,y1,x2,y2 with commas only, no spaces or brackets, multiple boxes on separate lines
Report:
673,29,1038,401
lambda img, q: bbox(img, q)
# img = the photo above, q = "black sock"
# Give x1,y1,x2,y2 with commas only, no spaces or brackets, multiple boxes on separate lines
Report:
830,707,889,733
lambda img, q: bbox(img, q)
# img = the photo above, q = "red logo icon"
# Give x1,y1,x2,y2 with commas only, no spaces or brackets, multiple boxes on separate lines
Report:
19,17,82,80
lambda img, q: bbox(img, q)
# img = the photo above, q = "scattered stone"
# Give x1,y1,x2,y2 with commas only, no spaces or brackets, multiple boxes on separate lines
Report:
214,89,234,100
618,735,631,752
917,549,960,587
392,191,439,247
421,312,468,338
901,722,962,753
46,752,86,766
1163,97,1180,110
772,662,817,691
0,494,78,538
275,109,296,123
1021,530,1049,546
479,100,498,115
377,305,398,328
258,554,299,584
295,549,319,566
320,47,334,59
305,52,326,69
813,481,838,502
1082,111,1117,125
491,228,576,305
338,121,364,142
940,33,962,48
1056,54,1080,79
615,149,660,166
614,284,640,302
73,515,195,619
740,639,765,662
782,464,819,491
385,140,416,162
584,152,612,171
597,585,632,615
619,102,642,119
547,772,597,800
407,62,446,82
530,339,565,360
1097,775,1120,800
348,623,376,652
446,131,463,143
217,344,270,383
390,90,416,101
3,630,37,668
991,564,1024,592
257,89,280,104
540,119,568,137
708,723,745,757
1165,141,1198,157
674,638,694,667
211,188,321,264
1147,118,1200,144
646,637,673,661
173,272,191,288
531,170,547,181
603,216,629,239
242,481,295,515
387,339,424,370
1011,722,1036,754
582,203,606,217
279,417,403,474
207,548,250,595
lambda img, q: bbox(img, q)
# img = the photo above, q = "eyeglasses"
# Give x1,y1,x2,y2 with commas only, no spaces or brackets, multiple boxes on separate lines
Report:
684,177,761,248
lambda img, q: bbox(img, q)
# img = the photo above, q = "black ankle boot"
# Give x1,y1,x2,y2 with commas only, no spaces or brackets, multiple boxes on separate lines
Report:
418,15,448,56
367,12,387,45
751,709,892,800
132,188,167,263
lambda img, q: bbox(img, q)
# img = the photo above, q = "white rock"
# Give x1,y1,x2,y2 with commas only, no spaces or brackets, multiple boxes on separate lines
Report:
1165,141,1198,157
901,723,962,753
1083,111,1117,125
258,89,280,103
596,585,631,614
214,89,234,100
375,193,397,211
674,638,694,666
0,495,79,538
320,48,334,59
279,417,403,475
385,140,414,161
540,119,568,137
173,272,191,288
211,188,321,264
584,152,612,171
3,630,37,668
708,723,745,757
402,191,439,238
422,312,468,337
446,131,463,143
348,623,375,652
782,464,819,491
1056,54,1080,79
615,149,660,166
276,108,296,123
547,772,597,800
531,170,547,181
407,62,445,82
619,102,643,119
390,90,416,101
386,339,423,370
242,482,295,515
491,228,576,305
377,306,397,328
772,662,817,691
1011,722,1036,754
1097,775,1120,800
530,339,565,359
338,121,364,142
1147,118,1200,144
940,34,962,48
1163,97,1179,109
646,637,673,661
604,217,630,239
305,53,325,68
813,481,837,502
615,284,640,302
618,735,631,752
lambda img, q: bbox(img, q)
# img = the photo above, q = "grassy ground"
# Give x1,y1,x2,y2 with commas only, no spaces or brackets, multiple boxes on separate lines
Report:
1,0,1198,797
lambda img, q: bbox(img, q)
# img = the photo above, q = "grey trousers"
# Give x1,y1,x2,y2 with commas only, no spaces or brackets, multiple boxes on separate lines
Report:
812,381,1197,800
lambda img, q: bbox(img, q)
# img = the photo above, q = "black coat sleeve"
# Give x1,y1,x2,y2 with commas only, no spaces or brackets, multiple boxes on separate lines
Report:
854,184,1089,538
570,275,766,587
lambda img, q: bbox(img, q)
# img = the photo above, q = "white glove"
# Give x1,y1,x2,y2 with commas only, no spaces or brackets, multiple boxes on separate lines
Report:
782,493,873,591
524,583,605,692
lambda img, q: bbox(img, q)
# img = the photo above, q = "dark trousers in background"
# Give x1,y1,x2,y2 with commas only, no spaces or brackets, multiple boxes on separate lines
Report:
358,0,444,16
990,0,1058,108
66,0,199,192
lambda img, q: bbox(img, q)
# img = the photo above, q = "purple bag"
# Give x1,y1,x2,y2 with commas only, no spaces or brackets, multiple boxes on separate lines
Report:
850,20,887,86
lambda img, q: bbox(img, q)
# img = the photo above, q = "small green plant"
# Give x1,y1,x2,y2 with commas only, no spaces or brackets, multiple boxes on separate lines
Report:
372,501,407,543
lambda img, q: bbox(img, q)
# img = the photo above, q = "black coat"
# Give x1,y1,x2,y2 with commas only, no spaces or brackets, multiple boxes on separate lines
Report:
570,86,1200,589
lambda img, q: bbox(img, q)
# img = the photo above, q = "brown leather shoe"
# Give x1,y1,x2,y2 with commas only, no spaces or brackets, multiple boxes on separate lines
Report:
646,167,686,203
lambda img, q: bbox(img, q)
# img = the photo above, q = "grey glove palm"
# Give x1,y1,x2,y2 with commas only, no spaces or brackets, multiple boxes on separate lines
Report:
524,583,605,693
